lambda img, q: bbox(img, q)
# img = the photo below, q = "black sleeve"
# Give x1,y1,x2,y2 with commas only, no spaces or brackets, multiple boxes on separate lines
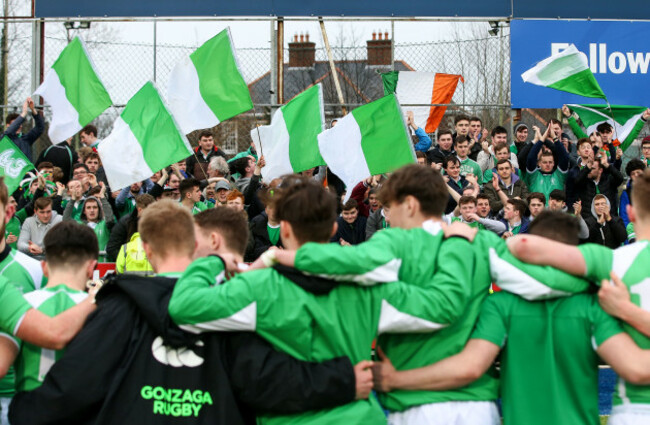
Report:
147,183,163,199
105,219,127,262
9,295,133,425
223,332,355,414
244,174,262,205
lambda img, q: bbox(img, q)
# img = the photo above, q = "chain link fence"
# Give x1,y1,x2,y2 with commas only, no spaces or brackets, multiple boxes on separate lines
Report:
4,19,605,159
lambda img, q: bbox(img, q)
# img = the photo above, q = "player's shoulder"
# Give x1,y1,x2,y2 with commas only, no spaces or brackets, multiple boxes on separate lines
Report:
613,240,648,258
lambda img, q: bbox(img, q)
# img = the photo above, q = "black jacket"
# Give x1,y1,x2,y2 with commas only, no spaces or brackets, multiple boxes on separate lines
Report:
331,216,367,245
105,211,139,262
245,212,283,262
34,141,78,184
574,165,624,219
185,147,228,179
9,275,355,425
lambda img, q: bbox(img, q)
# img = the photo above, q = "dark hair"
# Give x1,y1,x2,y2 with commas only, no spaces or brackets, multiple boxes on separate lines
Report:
491,126,508,137
476,193,490,203
469,116,482,124
195,207,250,256
342,199,358,211
84,152,100,162
626,159,646,177
454,114,470,125
549,118,562,127
596,122,613,133
230,157,252,175
454,135,469,146
437,129,453,139
80,124,98,137
179,178,200,198
496,158,512,168
379,165,449,217
198,130,213,140
6,113,19,125
72,163,89,173
507,198,527,217
34,197,53,210
274,176,338,244
37,162,54,170
529,210,580,245
458,195,477,206
442,155,460,169
493,142,509,153
577,138,591,149
527,192,546,205
44,221,99,268
549,189,566,202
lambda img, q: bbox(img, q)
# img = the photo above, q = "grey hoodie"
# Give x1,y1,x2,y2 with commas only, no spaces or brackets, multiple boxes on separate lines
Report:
17,211,63,260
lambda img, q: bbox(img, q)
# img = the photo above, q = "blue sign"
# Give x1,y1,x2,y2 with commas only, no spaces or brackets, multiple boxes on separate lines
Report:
36,0,648,19
511,20,650,108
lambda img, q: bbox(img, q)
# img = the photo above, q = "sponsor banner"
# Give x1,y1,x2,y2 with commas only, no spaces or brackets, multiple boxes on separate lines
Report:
512,20,650,108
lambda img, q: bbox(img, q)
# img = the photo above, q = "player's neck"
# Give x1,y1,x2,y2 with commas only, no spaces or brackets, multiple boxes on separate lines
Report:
155,255,193,275
46,269,89,292
404,214,442,230
181,198,194,208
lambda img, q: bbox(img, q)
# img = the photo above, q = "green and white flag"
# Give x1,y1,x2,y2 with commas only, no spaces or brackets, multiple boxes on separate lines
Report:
251,84,325,183
0,137,34,193
318,94,415,202
34,37,112,143
568,104,647,151
522,44,606,100
167,28,254,135
98,82,192,190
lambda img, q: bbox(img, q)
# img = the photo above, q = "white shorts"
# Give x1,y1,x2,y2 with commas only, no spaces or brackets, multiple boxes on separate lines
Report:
609,405,650,425
388,400,500,425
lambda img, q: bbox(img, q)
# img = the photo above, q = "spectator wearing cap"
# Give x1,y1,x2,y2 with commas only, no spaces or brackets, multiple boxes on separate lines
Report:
214,180,231,206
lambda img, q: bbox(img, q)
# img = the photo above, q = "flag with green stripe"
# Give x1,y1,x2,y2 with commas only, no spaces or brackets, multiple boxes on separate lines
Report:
522,44,606,100
98,82,192,190
318,94,415,201
568,104,648,151
34,37,112,143
168,28,253,135
0,137,34,193
250,84,325,182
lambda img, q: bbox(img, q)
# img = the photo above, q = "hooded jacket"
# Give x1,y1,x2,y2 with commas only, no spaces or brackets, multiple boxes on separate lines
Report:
585,197,627,248
16,211,62,260
9,274,355,425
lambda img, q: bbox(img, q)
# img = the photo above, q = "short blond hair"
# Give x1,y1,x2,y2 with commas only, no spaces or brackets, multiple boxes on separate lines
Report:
139,199,195,258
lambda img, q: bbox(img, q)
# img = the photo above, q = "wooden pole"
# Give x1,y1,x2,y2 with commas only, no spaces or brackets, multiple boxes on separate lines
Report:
319,17,347,115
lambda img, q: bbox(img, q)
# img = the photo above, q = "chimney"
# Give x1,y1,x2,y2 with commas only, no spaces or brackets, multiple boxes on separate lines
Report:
289,31,316,68
367,30,392,66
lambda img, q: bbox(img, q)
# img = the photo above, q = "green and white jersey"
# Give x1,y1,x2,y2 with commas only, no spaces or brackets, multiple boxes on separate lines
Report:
627,223,636,243
169,235,475,425
191,202,208,215
0,247,46,293
580,240,650,408
0,276,31,336
292,223,589,411
472,292,622,425
459,157,483,184
0,247,46,396
0,285,87,392
525,168,567,202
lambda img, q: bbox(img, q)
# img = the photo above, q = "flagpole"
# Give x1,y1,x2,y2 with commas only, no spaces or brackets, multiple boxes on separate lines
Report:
252,106,264,158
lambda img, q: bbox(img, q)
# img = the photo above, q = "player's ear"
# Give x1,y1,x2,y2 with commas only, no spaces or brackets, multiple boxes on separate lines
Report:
331,221,338,238
627,204,636,224
41,261,49,279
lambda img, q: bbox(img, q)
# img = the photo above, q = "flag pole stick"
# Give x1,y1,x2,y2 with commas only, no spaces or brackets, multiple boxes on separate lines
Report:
252,105,264,158
319,17,347,116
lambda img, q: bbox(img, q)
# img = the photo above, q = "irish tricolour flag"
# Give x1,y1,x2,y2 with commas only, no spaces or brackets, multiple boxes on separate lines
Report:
568,104,648,151
251,84,325,182
522,44,606,100
318,94,415,202
34,37,112,143
382,71,463,133
98,82,192,190
168,28,253,135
